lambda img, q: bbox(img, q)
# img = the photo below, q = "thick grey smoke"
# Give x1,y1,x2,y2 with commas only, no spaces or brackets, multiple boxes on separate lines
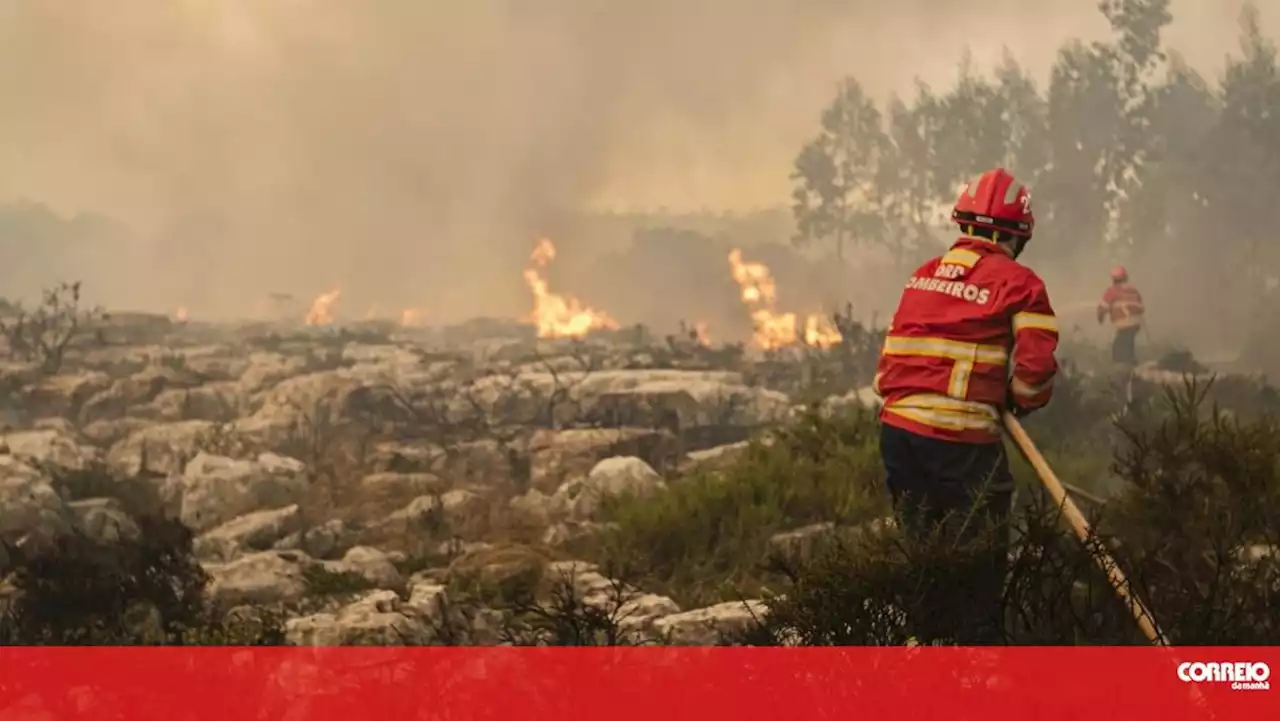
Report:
0,0,1266,321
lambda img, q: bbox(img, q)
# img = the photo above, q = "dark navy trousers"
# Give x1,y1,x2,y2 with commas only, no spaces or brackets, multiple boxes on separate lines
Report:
879,422,1013,644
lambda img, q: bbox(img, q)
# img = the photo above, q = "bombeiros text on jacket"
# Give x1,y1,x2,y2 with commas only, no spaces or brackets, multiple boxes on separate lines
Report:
904,263,992,305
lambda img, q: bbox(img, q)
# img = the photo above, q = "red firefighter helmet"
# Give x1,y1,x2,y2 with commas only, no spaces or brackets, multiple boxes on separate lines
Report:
952,168,1035,238
1111,265,1128,282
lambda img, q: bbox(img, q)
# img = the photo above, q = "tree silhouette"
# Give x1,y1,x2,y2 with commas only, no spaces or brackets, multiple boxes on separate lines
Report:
790,78,893,262
792,1,1280,360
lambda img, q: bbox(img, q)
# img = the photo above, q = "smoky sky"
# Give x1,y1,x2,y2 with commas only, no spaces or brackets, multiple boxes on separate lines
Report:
0,0,1267,320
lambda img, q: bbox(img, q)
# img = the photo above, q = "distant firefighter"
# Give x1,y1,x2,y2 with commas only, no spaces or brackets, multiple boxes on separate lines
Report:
1096,265,1145,366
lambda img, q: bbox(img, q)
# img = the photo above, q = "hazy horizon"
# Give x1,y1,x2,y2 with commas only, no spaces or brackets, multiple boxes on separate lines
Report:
0,0,1272,327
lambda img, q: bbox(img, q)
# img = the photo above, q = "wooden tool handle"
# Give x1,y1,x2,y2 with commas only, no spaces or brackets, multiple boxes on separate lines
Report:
1003,412,1167,646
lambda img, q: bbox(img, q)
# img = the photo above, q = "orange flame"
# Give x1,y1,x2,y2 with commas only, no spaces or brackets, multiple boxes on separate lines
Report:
523,237,618,339
726,249,778,305
804,315,843,349
693,322,711,346
305,289,341,326
727,249,842,350
400,308,427,327
174,306,189,324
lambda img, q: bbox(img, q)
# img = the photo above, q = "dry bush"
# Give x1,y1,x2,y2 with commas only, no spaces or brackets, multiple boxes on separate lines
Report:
734,382,1280,646
0,281,105,374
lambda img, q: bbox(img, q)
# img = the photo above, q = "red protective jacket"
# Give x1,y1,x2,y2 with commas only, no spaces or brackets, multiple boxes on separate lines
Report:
1097,283,1145,329
874,236,1060,444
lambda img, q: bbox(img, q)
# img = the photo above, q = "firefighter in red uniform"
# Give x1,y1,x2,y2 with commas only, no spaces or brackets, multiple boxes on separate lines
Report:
873,167,1060,644
1097,266,1145,366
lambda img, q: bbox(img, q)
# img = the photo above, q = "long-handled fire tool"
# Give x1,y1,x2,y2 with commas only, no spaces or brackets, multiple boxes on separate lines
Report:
1002,413,1168,646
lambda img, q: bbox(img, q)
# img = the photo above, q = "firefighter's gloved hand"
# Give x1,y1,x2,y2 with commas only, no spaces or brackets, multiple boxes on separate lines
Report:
1005,392,1033,419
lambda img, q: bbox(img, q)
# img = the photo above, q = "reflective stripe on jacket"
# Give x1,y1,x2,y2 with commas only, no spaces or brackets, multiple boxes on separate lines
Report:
1097,283,1145,329
873,236,1060,444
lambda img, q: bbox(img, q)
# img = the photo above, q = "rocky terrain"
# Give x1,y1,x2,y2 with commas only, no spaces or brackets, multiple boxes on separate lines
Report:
1,299,1268,647
0,306,891,646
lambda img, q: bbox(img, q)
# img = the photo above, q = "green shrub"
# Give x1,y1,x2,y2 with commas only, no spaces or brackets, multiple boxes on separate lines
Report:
581,405,889,606
1009,442,1116,500
730,495,1117,645
301,565,378,597
736,383,1280,646
54,466,167,519
0,515,283,644
1016,361,1125,455
1105,380,1280,644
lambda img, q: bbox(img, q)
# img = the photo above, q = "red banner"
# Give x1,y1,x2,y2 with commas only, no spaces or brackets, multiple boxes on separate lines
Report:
0,647,1275,720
